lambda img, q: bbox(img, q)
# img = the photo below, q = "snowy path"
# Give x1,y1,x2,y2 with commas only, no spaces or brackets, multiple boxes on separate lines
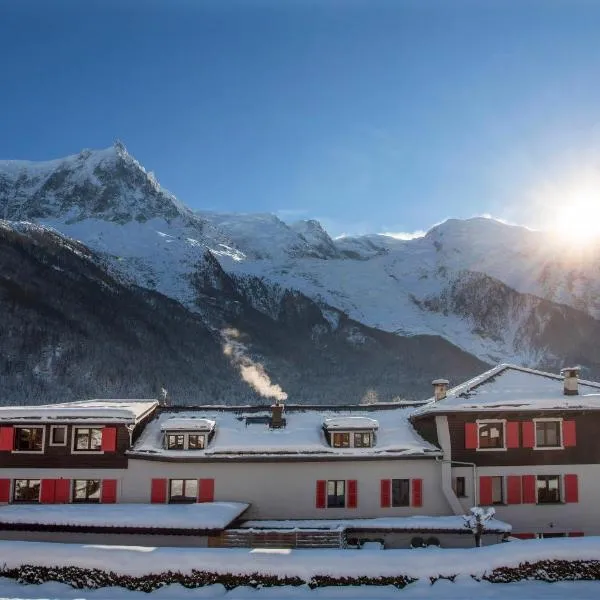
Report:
1,579,600,599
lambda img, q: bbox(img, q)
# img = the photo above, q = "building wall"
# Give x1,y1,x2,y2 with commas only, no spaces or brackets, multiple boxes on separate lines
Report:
451,464,600,535
124,458,451,520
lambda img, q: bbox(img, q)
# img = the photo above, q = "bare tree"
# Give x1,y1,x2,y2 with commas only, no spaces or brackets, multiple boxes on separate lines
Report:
463,506,496,548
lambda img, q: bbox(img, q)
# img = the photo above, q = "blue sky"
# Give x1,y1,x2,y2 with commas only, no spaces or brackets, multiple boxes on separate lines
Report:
2,0,600,237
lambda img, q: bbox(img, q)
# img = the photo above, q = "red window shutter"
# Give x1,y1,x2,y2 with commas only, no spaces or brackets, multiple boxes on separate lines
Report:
54,479,70,503
0,479,10,502
316,480,326,509
465,423,478,449
40,479,56,504
411,478,423,508
0,427,13,451
101,479,117,503
506,422,520,448
522,422,535,448
347,479,358,508
564,474,578,503
151,478,167,503
522,475,536,503
198,478,215,503
568,531,584,537
563,421,576,447
479,476,493,505
513,533,536,539
507,475,522,504
101,427,117,452
380,479,391,508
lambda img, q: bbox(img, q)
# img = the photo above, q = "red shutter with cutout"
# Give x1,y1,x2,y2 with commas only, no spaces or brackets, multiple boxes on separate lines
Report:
411,478,423,508
506,422,520,448
151,478,167,503
564,474,578,503
522,475,536,503
347,479,358,508
40,479,56,504
101,427,117,452
0,479,10,503
465,423,478,449
316,480,326,509
55,479,70,503
563,421,576,447
198,478,215,503
101,479,117,503
522,422,535,448
380,479,391,508
507,475,522,504
479,476,493,505
0,427,13,451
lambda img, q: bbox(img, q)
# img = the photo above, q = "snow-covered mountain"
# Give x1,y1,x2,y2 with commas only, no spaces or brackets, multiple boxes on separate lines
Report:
2,142,600,401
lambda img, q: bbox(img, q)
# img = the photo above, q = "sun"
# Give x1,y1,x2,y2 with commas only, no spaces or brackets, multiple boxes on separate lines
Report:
552,198,600,243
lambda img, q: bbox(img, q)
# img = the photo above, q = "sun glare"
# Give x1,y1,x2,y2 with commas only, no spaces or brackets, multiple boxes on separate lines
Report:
552,196,600,245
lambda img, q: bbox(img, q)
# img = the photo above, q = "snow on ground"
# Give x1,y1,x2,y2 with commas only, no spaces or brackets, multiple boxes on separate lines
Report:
0,503,249,530
131,407,438,458
1,579,600,600
1,537,599,579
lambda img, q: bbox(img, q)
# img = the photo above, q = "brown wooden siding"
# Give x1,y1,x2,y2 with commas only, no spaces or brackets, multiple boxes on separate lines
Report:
0,423,129,469
447,411,600,466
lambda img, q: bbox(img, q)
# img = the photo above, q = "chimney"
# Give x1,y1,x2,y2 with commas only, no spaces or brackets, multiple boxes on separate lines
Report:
270,400,285,428
561,367,580,396
432,379,450,401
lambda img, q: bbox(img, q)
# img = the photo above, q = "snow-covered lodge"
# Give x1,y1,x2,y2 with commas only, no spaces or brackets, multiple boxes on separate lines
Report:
0,364,597,548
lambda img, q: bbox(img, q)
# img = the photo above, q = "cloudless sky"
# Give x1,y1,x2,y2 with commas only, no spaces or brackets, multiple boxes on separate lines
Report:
2,0,600,236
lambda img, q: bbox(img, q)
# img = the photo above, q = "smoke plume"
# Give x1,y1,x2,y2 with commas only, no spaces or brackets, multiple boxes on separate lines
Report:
221,328,288,402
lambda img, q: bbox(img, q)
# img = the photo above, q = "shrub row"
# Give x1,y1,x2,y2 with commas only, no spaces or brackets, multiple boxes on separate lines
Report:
1,559,599,592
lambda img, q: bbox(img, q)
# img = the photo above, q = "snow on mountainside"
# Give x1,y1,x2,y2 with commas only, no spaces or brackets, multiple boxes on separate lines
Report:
2,144,600,377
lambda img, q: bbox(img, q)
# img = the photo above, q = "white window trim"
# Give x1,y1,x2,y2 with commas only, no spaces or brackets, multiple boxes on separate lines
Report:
71,425,105,455
164,432,206,451
13,478,41,503
535,474,563,505
475,419,507,452
331,430,373,449
533,418,564,451
11,426,46,454
49,425,68,447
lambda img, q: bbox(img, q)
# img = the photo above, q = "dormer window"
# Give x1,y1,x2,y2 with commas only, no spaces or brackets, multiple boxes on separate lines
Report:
166,432,205,450
354,432,372,448
323,416,378,449
160,416,215,451
333,433,350,448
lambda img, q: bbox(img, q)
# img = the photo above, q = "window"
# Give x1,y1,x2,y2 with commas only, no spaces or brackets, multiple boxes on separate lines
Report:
167,434,185,450
73,479,100,503
391,479,410,506
332,433,350,448
327,480,345,507
478,422,505,449
73,428,102,451
169,479,198,503
13,479,41,502
537,475,561,504
454,476,466,497
354,432,372,448
165,433,206,450
188,434,205,449
14,427,44,452
50,426,67,446
536,421,561,448
491,476,504,504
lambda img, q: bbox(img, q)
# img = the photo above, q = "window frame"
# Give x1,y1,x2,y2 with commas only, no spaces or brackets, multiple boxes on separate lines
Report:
454,476,467,498
332,432,350,448
71,426,104,454
168,478,198,504
476,419,507,451
72,479,101,503
533,418,563,450
12,426,45,454
491,475,504,505
326,479,346,508
537,475,561,504
49,425,68,447
391,478,411,507
353,432,372,448
164,432,206,450
13,479,41,503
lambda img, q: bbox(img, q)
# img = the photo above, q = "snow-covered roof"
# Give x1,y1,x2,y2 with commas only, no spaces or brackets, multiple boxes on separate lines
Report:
130,406,439,459
322,416,379,430
160,417,216,432
0,502,248,532
0,399,159,424
241,515,511,533
413,364,600,416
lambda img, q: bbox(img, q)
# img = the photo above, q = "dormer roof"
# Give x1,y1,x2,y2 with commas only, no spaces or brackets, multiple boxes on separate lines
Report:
160,417,216,432
322,416,379,430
